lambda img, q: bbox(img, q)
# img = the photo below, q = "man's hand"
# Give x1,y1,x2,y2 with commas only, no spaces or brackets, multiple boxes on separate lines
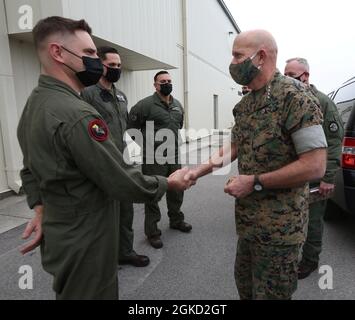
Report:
184,168,199,183
318,181,335,197
224,175,254,199
20,205,44,255
168,167,196,191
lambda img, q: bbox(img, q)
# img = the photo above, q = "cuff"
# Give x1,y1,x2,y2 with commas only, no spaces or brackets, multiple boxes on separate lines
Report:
152,175,169,202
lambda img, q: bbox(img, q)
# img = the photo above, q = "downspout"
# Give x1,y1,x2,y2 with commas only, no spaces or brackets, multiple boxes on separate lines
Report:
182,0,190,142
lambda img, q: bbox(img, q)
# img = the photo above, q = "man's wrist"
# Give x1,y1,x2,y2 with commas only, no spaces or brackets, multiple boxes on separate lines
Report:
253,175,264,192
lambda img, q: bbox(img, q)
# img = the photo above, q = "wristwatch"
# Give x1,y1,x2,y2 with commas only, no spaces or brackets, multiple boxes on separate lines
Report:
253,175,264,192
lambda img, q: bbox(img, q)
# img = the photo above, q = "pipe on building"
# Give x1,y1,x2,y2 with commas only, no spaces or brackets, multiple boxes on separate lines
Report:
182,0,190,142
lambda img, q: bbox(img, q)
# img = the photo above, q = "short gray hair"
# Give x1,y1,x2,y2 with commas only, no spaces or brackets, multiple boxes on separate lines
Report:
286,57,310,72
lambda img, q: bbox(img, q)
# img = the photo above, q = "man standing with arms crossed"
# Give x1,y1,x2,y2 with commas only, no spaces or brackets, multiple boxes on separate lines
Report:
82,46,149,268
284,57,344,279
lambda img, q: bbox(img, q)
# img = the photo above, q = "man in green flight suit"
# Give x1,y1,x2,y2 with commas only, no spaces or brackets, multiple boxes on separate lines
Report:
185,29,328,299
285,57,344,279
128,71,192,249
17,16,192,300
81,46,149,268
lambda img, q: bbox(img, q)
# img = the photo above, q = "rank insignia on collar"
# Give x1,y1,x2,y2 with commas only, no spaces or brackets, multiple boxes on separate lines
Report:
88,119,109,142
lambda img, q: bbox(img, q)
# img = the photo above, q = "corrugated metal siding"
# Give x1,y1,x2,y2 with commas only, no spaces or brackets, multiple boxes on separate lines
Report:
0,122,8,192
62,0,183,68
187,0,240,131
9,39,40,116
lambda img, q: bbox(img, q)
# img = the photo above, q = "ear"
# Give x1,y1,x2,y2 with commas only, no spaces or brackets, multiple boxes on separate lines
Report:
258,49,267,66
48,43,64,63
304,72,310,82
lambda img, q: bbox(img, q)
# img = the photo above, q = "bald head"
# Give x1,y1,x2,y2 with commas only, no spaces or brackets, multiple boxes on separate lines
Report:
230,29,279,90
234,30,278,60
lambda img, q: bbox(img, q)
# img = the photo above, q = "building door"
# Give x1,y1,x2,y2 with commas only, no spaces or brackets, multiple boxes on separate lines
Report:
213,95,219,129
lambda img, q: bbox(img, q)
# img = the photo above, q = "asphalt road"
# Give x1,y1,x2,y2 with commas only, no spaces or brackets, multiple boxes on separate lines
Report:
0,149,354,300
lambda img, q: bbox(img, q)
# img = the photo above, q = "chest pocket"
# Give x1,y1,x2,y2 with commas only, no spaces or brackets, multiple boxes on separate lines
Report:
171,107,183,127
252,119,284,165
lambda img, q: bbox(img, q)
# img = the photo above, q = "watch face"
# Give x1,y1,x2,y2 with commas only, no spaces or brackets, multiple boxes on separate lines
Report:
254,184,263,192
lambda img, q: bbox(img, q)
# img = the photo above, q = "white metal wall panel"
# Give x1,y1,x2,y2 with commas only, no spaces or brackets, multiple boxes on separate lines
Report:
0,123,8,192
61,0,183,68
9,39,40,116
187,0,240,130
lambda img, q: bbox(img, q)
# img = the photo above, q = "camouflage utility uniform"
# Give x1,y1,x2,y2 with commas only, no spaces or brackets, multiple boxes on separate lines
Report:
231,71,326,299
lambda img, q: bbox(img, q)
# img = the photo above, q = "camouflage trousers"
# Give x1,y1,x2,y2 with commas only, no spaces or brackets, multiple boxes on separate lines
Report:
235,238,300,300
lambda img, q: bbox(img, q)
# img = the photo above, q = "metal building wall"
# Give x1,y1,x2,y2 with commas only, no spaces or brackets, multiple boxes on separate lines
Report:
186,0,240,131
0,0,240,193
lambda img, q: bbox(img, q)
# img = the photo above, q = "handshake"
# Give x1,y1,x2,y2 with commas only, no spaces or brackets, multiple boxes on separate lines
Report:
167,167,199,191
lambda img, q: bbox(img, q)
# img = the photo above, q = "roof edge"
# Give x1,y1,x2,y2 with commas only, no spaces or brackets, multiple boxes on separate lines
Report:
217,0,241,33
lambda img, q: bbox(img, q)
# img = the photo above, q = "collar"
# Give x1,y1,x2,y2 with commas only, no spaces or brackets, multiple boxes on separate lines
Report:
251,70,282,111
97,82,116,96
310,84,319,96
153,92,174,107
39,75,81,99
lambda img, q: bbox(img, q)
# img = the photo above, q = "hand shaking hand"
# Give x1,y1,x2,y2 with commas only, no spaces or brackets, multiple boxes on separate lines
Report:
224,175,254,199
168,167,197,191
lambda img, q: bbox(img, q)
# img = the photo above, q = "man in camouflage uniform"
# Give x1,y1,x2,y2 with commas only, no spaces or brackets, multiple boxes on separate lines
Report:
185,30,327,299
285,57,344,279
81,46,149,268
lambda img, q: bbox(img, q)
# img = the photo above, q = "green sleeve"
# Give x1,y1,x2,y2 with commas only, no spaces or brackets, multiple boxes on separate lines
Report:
20,167,42,209
322,99,344,184
64,115,168,203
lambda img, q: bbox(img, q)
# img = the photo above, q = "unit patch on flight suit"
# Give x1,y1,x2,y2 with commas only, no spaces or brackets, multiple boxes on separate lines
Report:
88,119,109,142
329,122,339,133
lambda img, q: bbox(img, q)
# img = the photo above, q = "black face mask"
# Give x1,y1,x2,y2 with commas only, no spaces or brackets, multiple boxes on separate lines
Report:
160,83,173,96
62,46,103,87
105,66,121,83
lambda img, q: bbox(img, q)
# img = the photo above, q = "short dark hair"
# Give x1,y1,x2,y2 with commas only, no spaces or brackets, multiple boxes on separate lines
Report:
154,71,169,82
97,46,119,61
32,16,92,50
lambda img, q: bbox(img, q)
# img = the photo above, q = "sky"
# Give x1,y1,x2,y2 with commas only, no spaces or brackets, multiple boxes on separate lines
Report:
224,0,355,93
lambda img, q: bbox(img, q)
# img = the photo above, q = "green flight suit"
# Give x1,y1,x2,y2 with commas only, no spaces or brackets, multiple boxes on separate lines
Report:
81,83,135,259
302,85,344,265
17,75,168,300
128,92,185,237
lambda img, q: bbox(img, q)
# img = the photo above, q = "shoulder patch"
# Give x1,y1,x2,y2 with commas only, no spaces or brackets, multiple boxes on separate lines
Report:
329,122,339,133
88,119,109,142
130,113,138,122
116,94,126,102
